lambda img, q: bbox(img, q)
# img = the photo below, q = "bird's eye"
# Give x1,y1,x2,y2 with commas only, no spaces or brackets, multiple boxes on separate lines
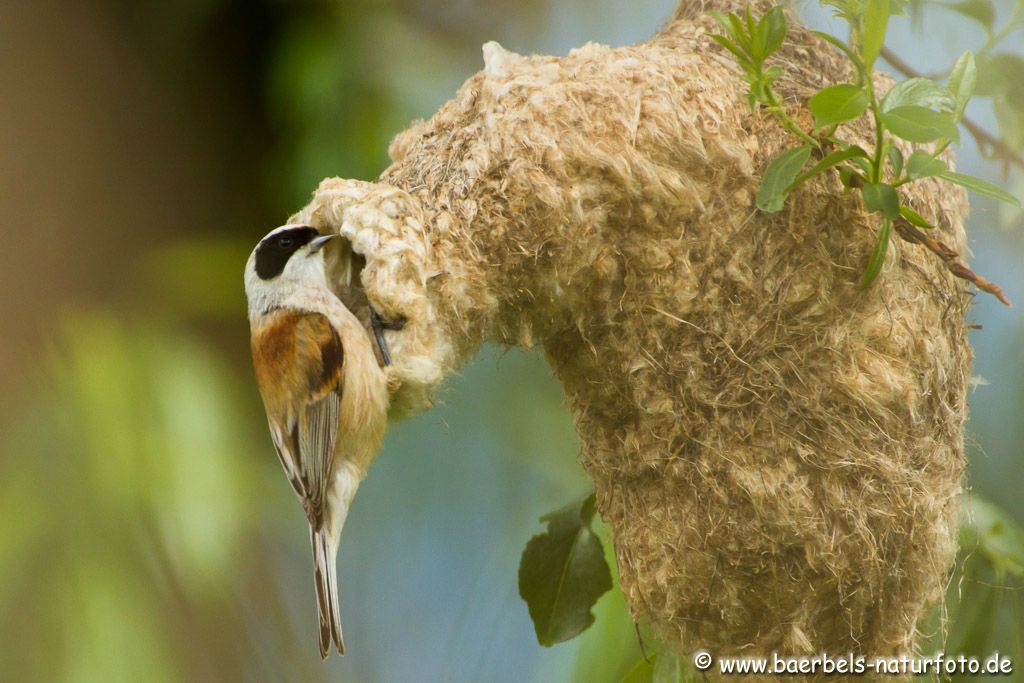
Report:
278,237,293,249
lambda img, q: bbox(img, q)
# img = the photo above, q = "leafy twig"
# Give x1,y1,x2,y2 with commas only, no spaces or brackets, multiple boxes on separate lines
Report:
711,3,1019,305
880,46,1024,171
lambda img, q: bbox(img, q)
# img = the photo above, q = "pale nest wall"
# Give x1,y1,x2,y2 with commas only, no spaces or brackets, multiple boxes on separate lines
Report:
290,0,972,668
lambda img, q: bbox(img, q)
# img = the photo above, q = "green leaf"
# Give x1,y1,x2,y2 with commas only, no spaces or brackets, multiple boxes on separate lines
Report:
907,0,927,21
757,145,813,212
999,171,1024,229
1006,71,1024,111
709,34,749,65
993,99,1024,151
879,77,955,113
822,0,861,22
808,84,869,128
518,493,613,647
730,12,752,53
889,0,911,16
621,656,657,683
862,183,901,218
708,11,742,45
791,145,869,187
763,65,783,85
938,171,1023,207
879,106,960,143
905,150,948,180
744,6,757,37
974,53,1024,98
859,217,892,289
839,166,862,189
947,51,977,122
749,14,768,61
900,204,934,228
861,0,891,68
760,6,787,57
948,583,1000,659
887,146,904,177
942,0,996,31
711,12,753,57
850,156,872,175
960,497,1024,580
708,10,733,33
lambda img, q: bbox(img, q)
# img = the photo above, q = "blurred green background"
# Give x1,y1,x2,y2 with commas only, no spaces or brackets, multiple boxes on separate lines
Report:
1,1,1022,681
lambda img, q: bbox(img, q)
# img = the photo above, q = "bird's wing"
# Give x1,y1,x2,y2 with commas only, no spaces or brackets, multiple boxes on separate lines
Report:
298,390,340,515
252,311,345,525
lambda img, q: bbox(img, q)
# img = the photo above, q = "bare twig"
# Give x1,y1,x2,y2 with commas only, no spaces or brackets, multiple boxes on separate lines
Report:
893,217,1012,306
880,46,1024,171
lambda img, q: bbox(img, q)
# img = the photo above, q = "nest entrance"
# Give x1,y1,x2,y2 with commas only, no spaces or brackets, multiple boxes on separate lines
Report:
322,238,385,365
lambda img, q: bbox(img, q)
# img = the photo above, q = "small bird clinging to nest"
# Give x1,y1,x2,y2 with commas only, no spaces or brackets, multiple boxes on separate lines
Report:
244,224,391,658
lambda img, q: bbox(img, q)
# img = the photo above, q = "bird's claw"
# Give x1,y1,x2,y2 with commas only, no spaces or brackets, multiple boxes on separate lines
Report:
369,306,406,366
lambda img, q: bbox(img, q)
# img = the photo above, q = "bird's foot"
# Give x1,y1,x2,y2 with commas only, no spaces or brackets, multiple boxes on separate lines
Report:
369,306,407,366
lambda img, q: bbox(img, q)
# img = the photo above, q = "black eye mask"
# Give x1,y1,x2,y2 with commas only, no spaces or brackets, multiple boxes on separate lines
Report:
255,226,320,280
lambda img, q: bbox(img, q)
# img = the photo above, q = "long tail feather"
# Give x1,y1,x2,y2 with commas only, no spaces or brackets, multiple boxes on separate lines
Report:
311,526,344,658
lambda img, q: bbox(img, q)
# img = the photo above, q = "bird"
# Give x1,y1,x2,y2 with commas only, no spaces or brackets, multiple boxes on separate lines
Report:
244,224,391,658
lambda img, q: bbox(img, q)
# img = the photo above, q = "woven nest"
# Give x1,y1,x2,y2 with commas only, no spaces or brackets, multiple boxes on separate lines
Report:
289,0,971,670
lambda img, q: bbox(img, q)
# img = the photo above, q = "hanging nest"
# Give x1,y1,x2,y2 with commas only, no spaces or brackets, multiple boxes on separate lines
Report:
289,0,971,669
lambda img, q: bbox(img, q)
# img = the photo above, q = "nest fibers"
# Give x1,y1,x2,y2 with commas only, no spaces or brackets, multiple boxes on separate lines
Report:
289,0,972,665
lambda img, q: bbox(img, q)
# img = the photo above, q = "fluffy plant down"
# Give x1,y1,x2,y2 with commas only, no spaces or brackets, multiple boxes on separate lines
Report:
289,0,972,668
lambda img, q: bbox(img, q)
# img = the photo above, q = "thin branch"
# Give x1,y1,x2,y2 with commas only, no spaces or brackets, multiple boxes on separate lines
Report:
879,46,1024,170
893,217,1012,307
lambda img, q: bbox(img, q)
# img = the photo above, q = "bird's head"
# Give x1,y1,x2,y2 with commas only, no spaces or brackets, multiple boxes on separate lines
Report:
244,224,337,321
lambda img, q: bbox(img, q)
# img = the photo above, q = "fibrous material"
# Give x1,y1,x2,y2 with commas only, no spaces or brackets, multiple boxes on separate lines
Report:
289,0,971,667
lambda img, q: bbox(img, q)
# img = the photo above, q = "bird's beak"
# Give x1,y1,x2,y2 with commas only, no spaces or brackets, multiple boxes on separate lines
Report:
308,234,338,254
